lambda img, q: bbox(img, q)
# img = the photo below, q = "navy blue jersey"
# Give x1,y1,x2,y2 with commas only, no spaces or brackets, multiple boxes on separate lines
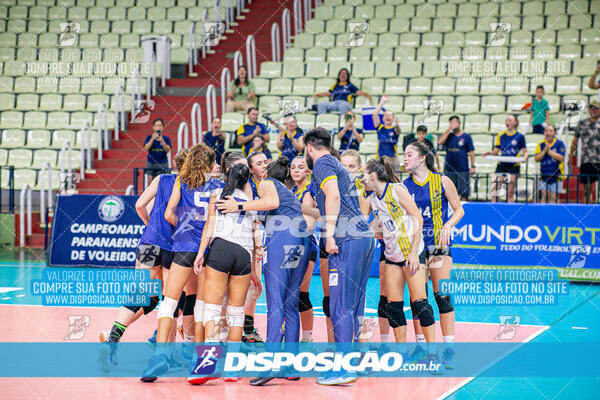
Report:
144,134,171,164
329,82,359,102
172,177,225,252
338,127,363,152
494,130,527,167
139,174,176,251
292,177,312,203
203,131,225,164
312,154,371,244
260,178,307,239
444,132,474,173
403,172,449,249
376,124,399,157
281,128,304,161
236,122,268,156
248,176,260,199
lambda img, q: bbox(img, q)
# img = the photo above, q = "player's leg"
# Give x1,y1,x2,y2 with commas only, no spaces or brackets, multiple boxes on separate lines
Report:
507,173,517,202
378,254,391,342
299,254,315,342
181,273,197,342
194,267,206,343
352,238,375,342
319,251,334,342
202,267,229,342
383,261,406,345
283,238,311,344
429,255,455,369
156,260,193,343
243,257,263,343
262,243,287,344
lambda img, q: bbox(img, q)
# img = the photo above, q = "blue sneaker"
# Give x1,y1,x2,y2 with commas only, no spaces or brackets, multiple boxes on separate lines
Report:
140,353,169,382
98,331,118,372
146,330,157,350
316,374,357,386
428,353,444,375
443,348,455,370
409,345,428,364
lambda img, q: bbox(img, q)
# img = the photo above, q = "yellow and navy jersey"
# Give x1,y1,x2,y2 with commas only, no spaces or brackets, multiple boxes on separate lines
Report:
329,82,359,103
403,172,448,249
368,182,424,263
494,130,526,167
354,176,367,198
236,122,268,156
535,138,565,184
292,176,312,202
376,124,399,157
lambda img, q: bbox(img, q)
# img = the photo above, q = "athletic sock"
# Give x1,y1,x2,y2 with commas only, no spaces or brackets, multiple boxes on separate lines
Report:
416,334,426,344
380,333,389,343
443,335,455,349
243,314,254,335
183,333,194,343
302,329,313,341
108,322,127,343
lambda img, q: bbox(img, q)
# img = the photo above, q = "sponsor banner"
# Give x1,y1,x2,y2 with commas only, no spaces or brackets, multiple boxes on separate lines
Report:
452,203,600,281
49,195,145,267
0,343,599,378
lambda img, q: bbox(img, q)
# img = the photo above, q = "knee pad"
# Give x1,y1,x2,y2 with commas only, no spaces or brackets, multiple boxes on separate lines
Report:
193,299,205,323
378,295,389,319
183,294,196,316
124,305,142,314
411,299,435,327
245,283,261,303
434,292,454,314
174,292,185,317
385,301,406,328
157,296,178,320
322,295,330,318
142,296,159,315
298,291,312,312
226,305,245,328
203,303,222,326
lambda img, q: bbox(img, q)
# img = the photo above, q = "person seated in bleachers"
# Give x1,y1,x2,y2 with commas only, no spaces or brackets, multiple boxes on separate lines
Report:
534,124,565,203
310,68,371,115
438,115,475,201
269,114,305,164
337,111,364,152
402,124,440,171
483,114,528,203
529,85,550,134
226,66,256,113
236,107,270,156
569,100,600,204
372,95,401,172
202,117,227,165
248,135,272,161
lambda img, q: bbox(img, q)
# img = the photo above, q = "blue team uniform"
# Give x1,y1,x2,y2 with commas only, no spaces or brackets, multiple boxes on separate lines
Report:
403,172,449,254
312,155,375,342
202,131,225,164
280,128,304,161
248,176,260,199
171,178,225,253
293,177,319,256
236,122,268,156
140,174,176,251
260,178,311,344
377,124,399,158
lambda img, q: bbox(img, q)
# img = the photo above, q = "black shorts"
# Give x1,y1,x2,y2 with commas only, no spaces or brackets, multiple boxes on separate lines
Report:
379,240,386,262
445,171,470,198
495,163,520,175
136,243,174,269
532,124,544,134
384,258,406,267
580,163,600,184
172,251,198,268
424,247,453,259
206,237,251,276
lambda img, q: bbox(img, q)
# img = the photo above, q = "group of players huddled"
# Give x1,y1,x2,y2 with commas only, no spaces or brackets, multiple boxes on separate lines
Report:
98,126,464,386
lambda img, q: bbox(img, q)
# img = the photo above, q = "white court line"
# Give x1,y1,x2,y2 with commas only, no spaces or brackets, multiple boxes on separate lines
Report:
0,287,24,294
435,325,550,400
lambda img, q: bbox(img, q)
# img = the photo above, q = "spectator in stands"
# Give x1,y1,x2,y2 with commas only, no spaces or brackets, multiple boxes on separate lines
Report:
372,95,401,171
337,111,364,152
236,107,270,156
588,63,600,91
529,85,550,134
203,117,226,165
269,114,304,163
143,118,172,179
402,124,440,171
225,66,256,112
483,114,528,202
439,115,475,201
249,135,272,160
570,100,600,203
310,68,371,115
534,124,565,203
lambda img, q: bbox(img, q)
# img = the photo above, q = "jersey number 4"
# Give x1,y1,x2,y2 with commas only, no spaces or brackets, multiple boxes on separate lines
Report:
419,206,432,219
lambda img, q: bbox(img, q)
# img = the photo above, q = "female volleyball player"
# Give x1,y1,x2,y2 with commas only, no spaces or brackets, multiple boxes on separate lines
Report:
99,149,189,371
217,156,312,386
187,162,263,385
362,157,439,365
403,141,465,369
290,156,316,342
141,144,222,382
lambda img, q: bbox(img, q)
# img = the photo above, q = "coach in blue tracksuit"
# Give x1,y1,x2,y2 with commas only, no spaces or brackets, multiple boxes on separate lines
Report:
304,127,375,385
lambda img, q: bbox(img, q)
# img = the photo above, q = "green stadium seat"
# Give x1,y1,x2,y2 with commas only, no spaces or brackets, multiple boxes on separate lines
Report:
442,32,463,47
377,33,398,49
1,130,25,148
260,62,281,78
252,78,270,96
283,62,305,78
463,47,484,61
16,93,39,111
437,3,457,16
292,78,315,96
305,19,325,34
58,77,80,93
489,114,507,132
423,61,447,78
315,114,339,131
353,62,374,78
465,31,486,46
333,5,354,19
349,48,370,62
14,76,35,93
328,61,351,78
395,4,415,18
63,94,86,111
417,47,438,61
361,78,384,95
556,77,581,94
507,95,531,112
127,7,147,21
28,21,48,35
148,6,166,20
86,94,109,111
388,17,410,34
0,33,16,47
385,77,408,95
438,47,460,61
295,113,315,131
1,111,23,129
314,5,333,20
18,33,37,48
23,111,46,130
383,95,403,113
510,30,532,46
454,17,475,33
11,169,37,190
269,78,292,95
374,4,394,19
0,93,15,110
456,79,479,95
0,149,7,166
408,78,431,94
293,33,314,49
421,32,442,47
573,58,596,76
0,76,13,93
46,111,69,129
4,61,25,77
431,77,454,94
559,45,581,59
503,79,528,95
283,48,304,63
368,18,389,34
88,6,106,20
306,61,327,78
28,130,52,149
8,148,32,168
132,21,151,34
481,96,506,113
356,5,374,19
464,114,489,134
395,114,413,133
399,32,420,47
258,96,281,114
403,96,427,114
167,7,185,21
584,45,600,58
107,6,126,20
70,112,93,129
487,47,508,61
306,48,326,62
29,6,48,19
51,130,76,149
455,96,480,113
375,61,398,78
37,33,57,48
112,21,131,35
372,48,393,62
581,28,600,45
315,33,335,48
77,0,95,6
548,14,569,30
59,48,80,63
509,46,532,60
557,29,580,46
326,48,347,62
315,78,335,92
9,6,27,19
570,15,592,29
432,17,453,33
324,19,345,34
78,33,98,48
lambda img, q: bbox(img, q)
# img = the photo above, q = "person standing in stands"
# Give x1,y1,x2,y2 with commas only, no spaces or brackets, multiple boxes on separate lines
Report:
310,68,371,115
269,114,305,163
236,107,270,156
373,95,402,172
203,117,226,165
570,100,600,203
143,118,172,180
529,85,550,134
403,125,440,171
438,115,475,201
225,66,256,112
337,111,364,152
534,124,565,203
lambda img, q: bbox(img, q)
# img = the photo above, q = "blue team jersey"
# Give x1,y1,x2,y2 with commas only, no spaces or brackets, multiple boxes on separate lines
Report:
260,178,307,238
330,82,359,102
535,138,565,183
248,146,272,160
280,128,304,161
494,130,527,167
339,127,363,151
312,154,371,244
172,177,225,252
236,122,268,156
403,172,449,249
444,132,474,173
202,131,225,164
248,176,260,199
139,174,176,251
292,177,312,203
377,124,399,157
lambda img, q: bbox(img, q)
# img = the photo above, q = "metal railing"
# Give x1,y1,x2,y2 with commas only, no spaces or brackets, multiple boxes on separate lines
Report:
200,8,209,59
206,84,217,123
0,166,15,214
245,35,256,79
191,102,203,145
303,0,311,24
125,185,134,195
39,162,52,226
189,22,197,75
97,103,109,152
177,121,190,152
220,67,231,113
271,23,281,62
59,141,73,195
114,84,126,141
130,65,142,123
19,184,32,247
132,167,175,195
233,50,243,78
293,0,302,35
282,9,291,49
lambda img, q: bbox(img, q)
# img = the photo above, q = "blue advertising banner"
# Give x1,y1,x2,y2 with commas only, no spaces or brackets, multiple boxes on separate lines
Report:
49,195,144,267
452,203,600,281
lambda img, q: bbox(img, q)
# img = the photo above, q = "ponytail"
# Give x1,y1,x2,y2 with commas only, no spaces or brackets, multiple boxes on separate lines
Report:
365,156,400,183
267,156,290,184
221,162,250,200
407,142,436,172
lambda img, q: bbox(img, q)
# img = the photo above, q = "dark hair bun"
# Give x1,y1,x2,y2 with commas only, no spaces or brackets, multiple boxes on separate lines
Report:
277,156,289,166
